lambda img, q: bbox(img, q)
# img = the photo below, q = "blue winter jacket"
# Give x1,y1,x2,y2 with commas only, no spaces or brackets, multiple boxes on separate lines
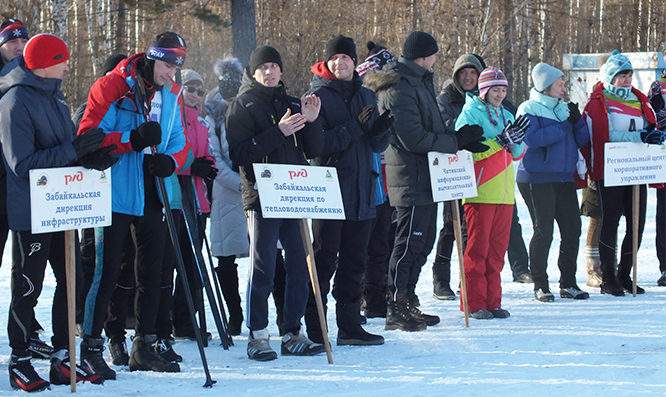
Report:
516,88,589,184
0,56,80,231
79,53,190,216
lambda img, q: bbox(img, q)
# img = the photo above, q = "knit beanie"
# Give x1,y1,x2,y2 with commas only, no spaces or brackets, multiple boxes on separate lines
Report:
325,35,357,65
355,41,397,77
146,31,187,67
478,67,508,99
181,69,204,86
402,31,438,60
214,56,243,100
531,62,565,92
0,19,29,48
249,45,282,75
101,54,127,76
23,34,69,70
601,50,633,85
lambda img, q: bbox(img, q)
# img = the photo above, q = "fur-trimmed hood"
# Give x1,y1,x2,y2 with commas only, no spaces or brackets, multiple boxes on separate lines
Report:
362,67,400,93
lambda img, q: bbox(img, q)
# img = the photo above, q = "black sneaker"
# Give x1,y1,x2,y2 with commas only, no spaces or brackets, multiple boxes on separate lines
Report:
81,337,116,380
247,329,278,361
49,349,104,385
385,300,427,332
9,351,50,392
658,271,666,286
28,337,54,360
490,308,511,318
470,309,493,319
535,288,555,302
129,334,180,372
618,276,645,294
154,338,183,363
281,329,326,356
560,286,590,299
108,338,129,366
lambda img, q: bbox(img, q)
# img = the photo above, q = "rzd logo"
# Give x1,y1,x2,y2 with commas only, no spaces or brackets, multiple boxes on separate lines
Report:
288,168,308,179
65,171,84,185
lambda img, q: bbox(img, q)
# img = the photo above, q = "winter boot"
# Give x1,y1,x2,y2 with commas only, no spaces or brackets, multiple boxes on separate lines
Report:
129,334,180,372
617,276,645,294
80,336,116,380
108,337,129,366
385,297,427,332
49,348,104,385
658,271,666,286
304,303,327,344
281,327,326,356
363,289,388,318
336,303,384,346
215,262,244,336
154,338,183,363
433,262,456,300
28,336,54,360
9,350,50,392
585,245,602,287
247,329,278,361
407,295,440,326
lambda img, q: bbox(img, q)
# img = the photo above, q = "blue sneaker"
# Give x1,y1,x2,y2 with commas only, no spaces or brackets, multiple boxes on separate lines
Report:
281,328,325,356
247,329,277,361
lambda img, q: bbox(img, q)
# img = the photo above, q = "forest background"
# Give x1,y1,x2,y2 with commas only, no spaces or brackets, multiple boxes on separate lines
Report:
2,0,666,110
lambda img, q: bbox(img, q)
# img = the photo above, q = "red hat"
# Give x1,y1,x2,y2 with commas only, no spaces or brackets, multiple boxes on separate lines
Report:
23,33,69,70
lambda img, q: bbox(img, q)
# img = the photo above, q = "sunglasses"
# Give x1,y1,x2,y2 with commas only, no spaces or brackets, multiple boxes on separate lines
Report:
185,86,205,96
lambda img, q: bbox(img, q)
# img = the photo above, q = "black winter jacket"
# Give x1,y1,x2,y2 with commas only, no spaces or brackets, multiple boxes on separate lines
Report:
307,64,390,221
366,57,458,207
226,68,324,211
0,56,79,230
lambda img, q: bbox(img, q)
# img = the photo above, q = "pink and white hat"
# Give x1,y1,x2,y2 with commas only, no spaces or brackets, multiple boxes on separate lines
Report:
478,67,508,99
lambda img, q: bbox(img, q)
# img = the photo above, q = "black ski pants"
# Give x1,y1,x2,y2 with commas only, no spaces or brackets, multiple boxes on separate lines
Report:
518,182,581,291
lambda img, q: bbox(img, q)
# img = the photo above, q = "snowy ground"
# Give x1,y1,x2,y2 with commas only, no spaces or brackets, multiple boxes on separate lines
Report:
0,190,665,396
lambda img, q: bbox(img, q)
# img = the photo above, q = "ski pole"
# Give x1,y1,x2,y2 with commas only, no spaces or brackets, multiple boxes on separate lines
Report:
179,175,230,349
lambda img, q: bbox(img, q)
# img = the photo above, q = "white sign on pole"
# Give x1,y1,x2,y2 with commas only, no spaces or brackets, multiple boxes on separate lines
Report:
604,142,666,187
29,166,112,234
252,163,345,220
428,150,478,202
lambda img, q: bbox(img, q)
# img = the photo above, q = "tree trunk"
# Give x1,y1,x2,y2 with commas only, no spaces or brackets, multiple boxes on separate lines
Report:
231,0,257,65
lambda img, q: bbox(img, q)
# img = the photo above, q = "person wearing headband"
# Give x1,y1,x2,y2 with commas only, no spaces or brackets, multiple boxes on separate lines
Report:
77,31,191,377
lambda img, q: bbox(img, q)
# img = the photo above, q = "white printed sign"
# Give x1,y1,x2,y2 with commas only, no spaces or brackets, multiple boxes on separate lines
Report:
604,142,666,187
428,150,478,202
29,166,112,234
253,163,345,220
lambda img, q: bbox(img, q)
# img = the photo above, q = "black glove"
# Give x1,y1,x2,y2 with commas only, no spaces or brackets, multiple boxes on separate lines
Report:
81,145,119,171
190,156,219,180
356,105,375,130
456,124,485,151
146,154,175,177
567,102,581,125
130,121,162,152
72,128,105,158
369,109,394,136
640,129,666,145
497,115,530,149
658,109,666,131
462,140,491,153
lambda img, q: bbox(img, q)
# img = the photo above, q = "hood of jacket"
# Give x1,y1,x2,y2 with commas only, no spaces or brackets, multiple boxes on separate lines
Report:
310,61,363,100
0,55,62,99
517,87,570,122
451,54,484,97
361,66,401,93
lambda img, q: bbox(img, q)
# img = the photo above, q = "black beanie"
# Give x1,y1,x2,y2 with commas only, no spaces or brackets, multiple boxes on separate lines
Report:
325,35,357,65
249,46,283,75
402,31,438,60
101,54,127,76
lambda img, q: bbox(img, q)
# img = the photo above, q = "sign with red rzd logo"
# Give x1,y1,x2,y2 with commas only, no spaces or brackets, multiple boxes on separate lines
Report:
29,166,112,234
252,163,345,220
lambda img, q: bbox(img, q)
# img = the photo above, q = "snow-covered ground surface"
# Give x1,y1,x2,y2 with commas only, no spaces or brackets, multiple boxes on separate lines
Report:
0,190,664,396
